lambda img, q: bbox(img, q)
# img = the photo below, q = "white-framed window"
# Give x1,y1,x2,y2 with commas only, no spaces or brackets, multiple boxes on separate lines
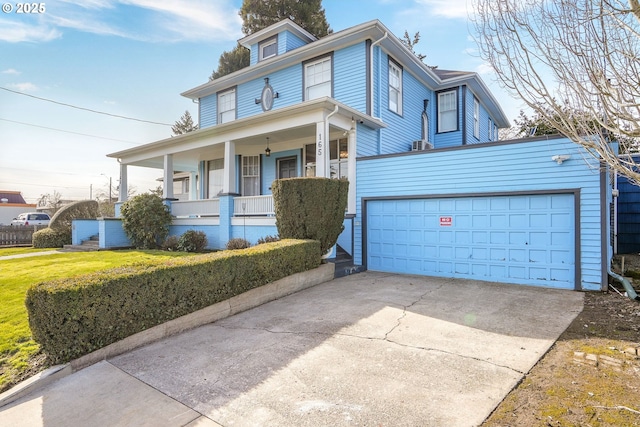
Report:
259,36,277,61
304,56,332,100
388,59,402,115
242,155,260,196
494,123,498,140
218,88,236,124
437,90,458,133
488,118,494,140
207,159,224,197
304,138,348,178
473,98,480,139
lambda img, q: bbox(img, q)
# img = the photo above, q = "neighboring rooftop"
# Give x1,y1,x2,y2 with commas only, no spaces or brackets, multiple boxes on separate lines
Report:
0,191,28,204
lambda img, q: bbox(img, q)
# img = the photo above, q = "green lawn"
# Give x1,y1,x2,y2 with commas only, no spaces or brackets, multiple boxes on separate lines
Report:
0,249,191,392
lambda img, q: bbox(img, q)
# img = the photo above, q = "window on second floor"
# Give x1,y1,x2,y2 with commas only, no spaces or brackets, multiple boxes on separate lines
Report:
259,36,278,61
473,98,480,139
437,90,458,133
388,59,402,115
304,56,332,100
218,88,236,124
488,118,494,141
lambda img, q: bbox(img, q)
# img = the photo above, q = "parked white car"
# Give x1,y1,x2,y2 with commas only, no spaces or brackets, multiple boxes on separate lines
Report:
11,212,51,226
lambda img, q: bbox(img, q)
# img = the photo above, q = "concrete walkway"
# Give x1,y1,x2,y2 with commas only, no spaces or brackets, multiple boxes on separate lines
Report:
0,272,584,426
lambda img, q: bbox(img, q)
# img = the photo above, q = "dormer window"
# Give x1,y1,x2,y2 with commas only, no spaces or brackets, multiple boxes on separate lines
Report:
259,36,278,61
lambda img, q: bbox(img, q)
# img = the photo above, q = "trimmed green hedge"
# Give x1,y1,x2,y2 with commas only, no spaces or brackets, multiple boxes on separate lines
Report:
26,239,320,363
32,227,71,248
272,177,349,254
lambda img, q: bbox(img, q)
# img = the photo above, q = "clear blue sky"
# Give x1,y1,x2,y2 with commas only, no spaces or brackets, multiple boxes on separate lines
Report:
0,0,523,203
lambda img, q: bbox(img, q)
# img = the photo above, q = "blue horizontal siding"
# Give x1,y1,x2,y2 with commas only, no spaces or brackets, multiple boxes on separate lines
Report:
334,42,367,112
355,137,608,291
283,30,307,52
200,93,217,129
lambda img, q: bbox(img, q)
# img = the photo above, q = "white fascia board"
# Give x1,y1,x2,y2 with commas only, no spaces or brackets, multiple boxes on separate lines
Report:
107,98,385,164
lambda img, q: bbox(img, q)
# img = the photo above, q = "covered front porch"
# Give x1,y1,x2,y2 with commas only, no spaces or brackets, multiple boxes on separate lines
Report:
101,98,384,251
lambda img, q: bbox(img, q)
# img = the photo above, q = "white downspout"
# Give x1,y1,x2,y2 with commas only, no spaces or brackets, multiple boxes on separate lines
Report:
323,105,340,178
370,32,388,119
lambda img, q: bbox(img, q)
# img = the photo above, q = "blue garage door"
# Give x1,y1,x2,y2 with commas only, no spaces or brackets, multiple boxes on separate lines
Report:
366,194,575,289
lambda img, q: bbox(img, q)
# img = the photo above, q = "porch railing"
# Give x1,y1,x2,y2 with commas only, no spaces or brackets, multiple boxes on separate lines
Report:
171,199,220,217
234,195,274,216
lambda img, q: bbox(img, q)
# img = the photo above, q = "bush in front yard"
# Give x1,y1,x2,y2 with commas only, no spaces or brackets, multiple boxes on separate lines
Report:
178,230,208,252
32,227,71,248
162,235,180,251
25,239,321,363
226,238,251,250
120,193,172,249
272,177,349,255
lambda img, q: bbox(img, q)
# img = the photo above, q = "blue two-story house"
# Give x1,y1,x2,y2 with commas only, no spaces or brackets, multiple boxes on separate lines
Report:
85,19,613,292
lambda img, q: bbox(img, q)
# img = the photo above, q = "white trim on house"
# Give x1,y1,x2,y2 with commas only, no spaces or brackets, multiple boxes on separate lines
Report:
239,19,316,49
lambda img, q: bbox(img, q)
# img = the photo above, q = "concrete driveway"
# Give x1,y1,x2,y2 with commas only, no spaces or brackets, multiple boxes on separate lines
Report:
0,271,583,426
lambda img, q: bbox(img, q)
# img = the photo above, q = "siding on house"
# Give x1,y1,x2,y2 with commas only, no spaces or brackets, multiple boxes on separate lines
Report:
334,42,368,112
355,137,607,291
379,65,432,154
433,86,464,148
356,124,379,157
200,93,217,129
282,30,308,53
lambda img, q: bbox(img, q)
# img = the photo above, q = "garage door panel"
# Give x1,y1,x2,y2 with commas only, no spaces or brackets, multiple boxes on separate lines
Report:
366,194,575,289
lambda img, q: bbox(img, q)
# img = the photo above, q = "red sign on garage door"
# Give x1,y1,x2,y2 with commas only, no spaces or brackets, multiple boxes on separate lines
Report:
440,216,452,226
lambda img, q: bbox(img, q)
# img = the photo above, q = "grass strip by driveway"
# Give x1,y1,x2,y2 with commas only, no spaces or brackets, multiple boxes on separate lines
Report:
0,249,191,393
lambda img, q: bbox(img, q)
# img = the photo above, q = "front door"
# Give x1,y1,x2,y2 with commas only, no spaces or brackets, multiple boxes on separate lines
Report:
278,157,298,179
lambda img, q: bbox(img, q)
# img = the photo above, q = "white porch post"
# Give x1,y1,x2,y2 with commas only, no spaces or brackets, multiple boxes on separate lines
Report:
163,154,174,199
223,140,236,194
189,171,198,201
118,163,128,202
315,121,330,178
348,126,357,214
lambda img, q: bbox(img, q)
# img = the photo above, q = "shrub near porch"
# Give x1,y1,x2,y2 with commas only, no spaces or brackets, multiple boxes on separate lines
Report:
26,239,320,364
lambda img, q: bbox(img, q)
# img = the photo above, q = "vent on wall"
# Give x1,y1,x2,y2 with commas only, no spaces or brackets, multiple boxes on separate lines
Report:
411,140,433,151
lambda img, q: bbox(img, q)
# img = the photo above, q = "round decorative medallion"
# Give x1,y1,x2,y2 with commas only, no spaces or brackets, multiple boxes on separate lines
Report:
261,84,274,112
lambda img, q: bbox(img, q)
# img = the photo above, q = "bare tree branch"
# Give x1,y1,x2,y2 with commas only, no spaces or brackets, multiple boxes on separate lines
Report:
472,0,640,184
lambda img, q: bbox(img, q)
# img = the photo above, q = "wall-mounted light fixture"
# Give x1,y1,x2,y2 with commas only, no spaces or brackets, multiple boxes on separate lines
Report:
551,154,571,164
265,137,271,157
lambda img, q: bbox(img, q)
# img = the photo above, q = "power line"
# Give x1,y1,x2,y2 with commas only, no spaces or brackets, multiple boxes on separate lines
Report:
0,86,172,126
0,117,142,144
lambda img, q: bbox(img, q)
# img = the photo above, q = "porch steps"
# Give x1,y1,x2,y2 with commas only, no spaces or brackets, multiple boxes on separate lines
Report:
63,235,101,252
330,245,364,278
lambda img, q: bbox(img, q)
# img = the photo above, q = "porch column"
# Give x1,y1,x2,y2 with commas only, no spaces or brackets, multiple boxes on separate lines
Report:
223,140,236,194
315,121,330,178
348,126,357,214
163,154,174,200
189,171,198,201
118,163,128,202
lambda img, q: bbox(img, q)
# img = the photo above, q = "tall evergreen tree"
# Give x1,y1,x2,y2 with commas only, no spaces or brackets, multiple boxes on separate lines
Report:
172,110,198,136
210,0,332,81
240,0,331,38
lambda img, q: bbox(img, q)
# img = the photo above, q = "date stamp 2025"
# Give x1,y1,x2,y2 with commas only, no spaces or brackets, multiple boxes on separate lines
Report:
2,3,46,14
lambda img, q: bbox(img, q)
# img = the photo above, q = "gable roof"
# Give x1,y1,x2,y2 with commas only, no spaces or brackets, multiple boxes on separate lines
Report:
0,190,27,204
181,19,509,128
239,18,316,48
